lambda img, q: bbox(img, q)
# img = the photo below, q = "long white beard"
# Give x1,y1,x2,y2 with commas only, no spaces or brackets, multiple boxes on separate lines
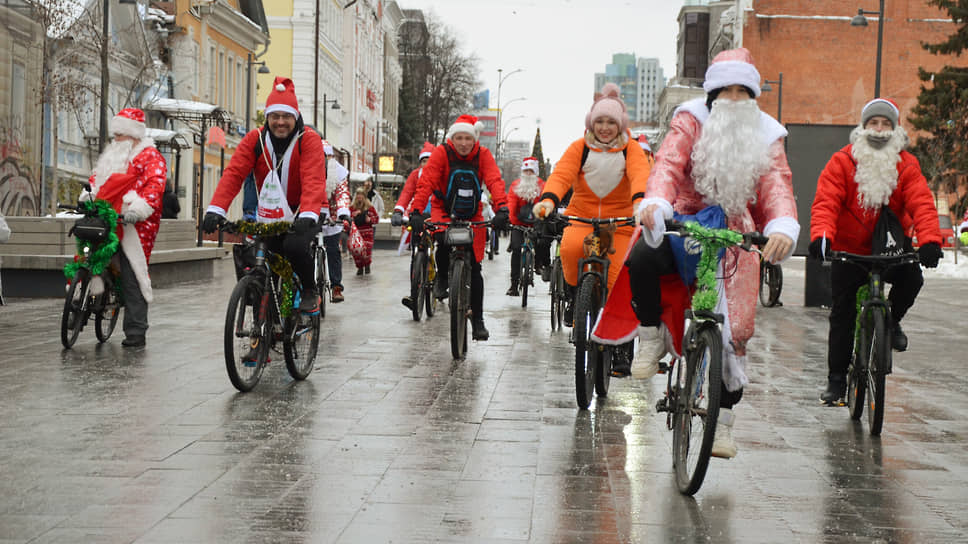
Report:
92,139,136,188
850,126,906,210
691,98,773,216
514,173,540,201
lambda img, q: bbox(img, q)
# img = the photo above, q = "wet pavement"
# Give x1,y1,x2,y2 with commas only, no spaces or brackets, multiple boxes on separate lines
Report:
1,245,967,543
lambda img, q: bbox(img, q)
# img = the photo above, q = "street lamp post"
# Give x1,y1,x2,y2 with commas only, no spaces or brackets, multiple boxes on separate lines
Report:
245,54,270,131
761,72,783,123
496,68,523,162
497,97,526,162
850,1,885,97
322,93,340,139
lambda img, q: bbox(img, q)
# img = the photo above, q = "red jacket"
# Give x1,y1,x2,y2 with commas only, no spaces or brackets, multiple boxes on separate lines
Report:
209,127,327,218
507,177,545,226
410,141,508,221
395,167,422,213
811,145,941,253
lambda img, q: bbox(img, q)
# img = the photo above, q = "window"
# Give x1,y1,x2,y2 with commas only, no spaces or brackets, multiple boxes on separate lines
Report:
208,45,216,100
10,62,25,126
218,51,225,106
236,60,244,114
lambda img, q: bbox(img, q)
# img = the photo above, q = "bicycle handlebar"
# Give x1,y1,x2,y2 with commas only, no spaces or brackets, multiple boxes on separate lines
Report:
828,250,920,268
559,215,637,227
663,219,769,250
58,203,135,224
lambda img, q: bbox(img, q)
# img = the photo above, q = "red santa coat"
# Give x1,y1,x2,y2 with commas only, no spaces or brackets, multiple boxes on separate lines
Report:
810,145,941,253
208,127,327,218
508,177,545,226
87,140,167,303
409,141,508,262
395,167,422,213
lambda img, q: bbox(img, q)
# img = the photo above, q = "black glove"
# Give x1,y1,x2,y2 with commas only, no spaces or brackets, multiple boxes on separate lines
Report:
338,214,350,222
202,212,224,234
918,242,943,268
409,211,426,233
808,237,830,260
491,207,509,232
293,216,317,234
353,213,368,227
391,210,404,227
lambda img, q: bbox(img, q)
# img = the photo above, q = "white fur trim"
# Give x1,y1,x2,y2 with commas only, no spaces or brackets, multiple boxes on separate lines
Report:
703,60,762,97
121,224,153,303
394,204,406,213
446,121,482,141
297,211,319,220
581,148,626,198
205,205,227,217
78,190,94,202
336,207,351,218
522,158,539,173
110,115,146,139
121,190,155,222
418,150,433,160
959,220,968,234
89,275,105,297
590,308,639,346
265,104,299,118
323,143,334,155
762,216,800,261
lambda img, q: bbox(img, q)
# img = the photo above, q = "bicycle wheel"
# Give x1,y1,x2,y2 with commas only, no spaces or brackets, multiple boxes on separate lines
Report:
595,344,612,397
283,309,319,381
61,269,92,349
847,312,869,420
314,243,327,318
224,274,269,392
487,228,495,260
410,251,426,321
449,258,468,359
673,325,722,495
866,309,890,436
94,283,121,343
759,262,782,307
520,249,532,308
573,275,601,409
550,258,564,331
424,256,437,318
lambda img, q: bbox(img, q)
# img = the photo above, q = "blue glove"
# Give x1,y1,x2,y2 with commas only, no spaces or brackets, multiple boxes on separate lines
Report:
491,207,509,232
202,212,224,234
293,216,317,234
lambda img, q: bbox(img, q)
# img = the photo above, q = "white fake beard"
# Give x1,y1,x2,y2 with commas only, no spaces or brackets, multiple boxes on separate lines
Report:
691,98,772,216
514,173,540,201
850,126,906,210
92,139,136,188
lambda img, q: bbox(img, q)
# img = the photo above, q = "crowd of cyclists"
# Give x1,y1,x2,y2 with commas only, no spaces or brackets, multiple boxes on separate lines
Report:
83,48,952,463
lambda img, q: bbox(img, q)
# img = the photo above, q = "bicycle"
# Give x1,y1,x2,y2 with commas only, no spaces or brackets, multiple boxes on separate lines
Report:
59,201,124,349
829,250,920,436
313,230,330,317
654,219,768,495
560,215,636,410
221,220,323,392
405,220,438,322
548,225,566,331
426,218,490,359
509,224,538,308
486,224,497,260
759,257,783,307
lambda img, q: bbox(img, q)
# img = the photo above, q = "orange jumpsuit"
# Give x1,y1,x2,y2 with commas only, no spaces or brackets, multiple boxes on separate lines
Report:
539,132,650,289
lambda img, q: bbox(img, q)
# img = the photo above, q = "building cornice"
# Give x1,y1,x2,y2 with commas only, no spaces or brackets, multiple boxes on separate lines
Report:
195,0,268,49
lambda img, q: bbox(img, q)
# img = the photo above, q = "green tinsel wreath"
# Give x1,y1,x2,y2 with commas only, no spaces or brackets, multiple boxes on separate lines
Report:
267,253,295,317
686,225,743,312
63,200,119,280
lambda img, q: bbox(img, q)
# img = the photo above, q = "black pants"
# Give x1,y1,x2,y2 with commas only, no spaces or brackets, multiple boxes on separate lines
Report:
267,229,317,294
508,228,551,285
826,259,923,380
434,232,485,323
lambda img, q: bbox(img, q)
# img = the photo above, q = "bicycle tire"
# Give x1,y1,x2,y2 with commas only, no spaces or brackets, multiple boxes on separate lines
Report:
759,262,783,307
283,309,319,381
94,285,120,343
867,309,889,436
673,325,722,495
224,274,269,392
847,312,869,420
595,343,612,397
61,269,91,349
314,244,327,318
551,258,564,331
410,251,426,321
449,258,468,359
573,274,601,409
521,249,532,308
424,256,437,318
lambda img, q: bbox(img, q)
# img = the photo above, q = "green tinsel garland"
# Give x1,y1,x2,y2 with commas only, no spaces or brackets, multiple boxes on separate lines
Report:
683,224,743,312
234,220,292,237
268,253,295,317
853,284,870,347
63,200,120,279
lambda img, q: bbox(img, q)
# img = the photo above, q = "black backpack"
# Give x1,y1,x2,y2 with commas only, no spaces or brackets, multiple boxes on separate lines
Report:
434,146,482,220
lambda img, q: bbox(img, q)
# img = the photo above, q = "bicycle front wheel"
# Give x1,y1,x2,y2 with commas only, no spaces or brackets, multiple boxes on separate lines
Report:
550,258,564,331
284,310,320,381
410,251,426,322
424,258,437,318
224,275,269,392
847,312,869,420
759,262,782,307
449,258,468,359
521,249,532,308
673,325,722,495
314,243,327,318
62,269,92,349
866,309,890,436
573,274,602,410
94,284,121,343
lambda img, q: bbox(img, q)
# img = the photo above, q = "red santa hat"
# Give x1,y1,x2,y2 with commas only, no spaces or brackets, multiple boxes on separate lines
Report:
321,139,334,155
861,98,900,128
446,114,483,141
585,83,629,132
637,134,652,152
521,156,539,173
110,108,146,139
418,141,435,160
265,77,300,118
703,48,762,98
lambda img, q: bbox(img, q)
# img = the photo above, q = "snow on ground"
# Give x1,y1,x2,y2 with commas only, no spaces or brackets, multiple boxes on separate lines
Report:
925,250,968,279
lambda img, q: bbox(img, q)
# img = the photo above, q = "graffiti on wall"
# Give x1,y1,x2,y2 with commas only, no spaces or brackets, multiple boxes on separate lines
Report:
0,116,40,216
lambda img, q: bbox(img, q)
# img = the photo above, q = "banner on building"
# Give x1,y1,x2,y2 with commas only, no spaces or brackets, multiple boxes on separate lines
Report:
478,115,496,137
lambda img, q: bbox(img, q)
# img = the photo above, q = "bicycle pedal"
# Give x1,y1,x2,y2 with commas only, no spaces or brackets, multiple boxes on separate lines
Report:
657,362,670,374
655,397,670,413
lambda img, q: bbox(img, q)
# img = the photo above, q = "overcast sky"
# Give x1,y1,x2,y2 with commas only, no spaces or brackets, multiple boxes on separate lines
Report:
397,0,687,164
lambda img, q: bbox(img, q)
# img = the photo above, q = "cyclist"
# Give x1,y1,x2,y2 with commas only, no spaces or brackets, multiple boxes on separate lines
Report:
409,114,510,340
321,140,350,302
617,49,799,459
636,134,655,167
810,97,942,406
531,83,651,373
506,157,549,296
202,77,328,314
396,142,434,311
82,107,167,348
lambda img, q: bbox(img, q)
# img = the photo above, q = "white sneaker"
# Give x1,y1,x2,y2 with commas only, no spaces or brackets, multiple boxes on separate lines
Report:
631,326,665,379
711,408,737,459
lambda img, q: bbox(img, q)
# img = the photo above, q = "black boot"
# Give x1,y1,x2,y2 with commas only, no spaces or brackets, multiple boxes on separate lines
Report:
506,281,519,297
820,374,846,406
892,322,908,352
472,319,490,341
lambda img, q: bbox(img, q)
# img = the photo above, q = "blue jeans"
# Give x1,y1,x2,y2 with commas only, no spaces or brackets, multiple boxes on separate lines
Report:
323,232,343,288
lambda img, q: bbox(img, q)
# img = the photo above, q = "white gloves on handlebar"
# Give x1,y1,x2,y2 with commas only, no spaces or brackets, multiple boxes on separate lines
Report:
532,201,554,220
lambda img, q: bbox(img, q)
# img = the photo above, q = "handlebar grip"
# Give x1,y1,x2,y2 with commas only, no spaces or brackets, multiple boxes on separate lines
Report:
748,232,770,246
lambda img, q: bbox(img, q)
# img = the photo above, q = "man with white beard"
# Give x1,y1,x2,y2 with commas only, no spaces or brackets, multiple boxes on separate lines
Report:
621,48,799,459
505,157,549,296
811,98,942,406
82,108,167,347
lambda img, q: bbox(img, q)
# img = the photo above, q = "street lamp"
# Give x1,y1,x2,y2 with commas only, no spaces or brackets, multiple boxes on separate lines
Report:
322,93,340,139
760,72,783,123
850,1,885,97
245,54,271,131
497,97,526,160
496,68,523,164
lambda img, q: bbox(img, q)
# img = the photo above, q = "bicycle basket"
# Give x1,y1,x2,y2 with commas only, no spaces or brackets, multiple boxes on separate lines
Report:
444,226,474,246
71,216,110,243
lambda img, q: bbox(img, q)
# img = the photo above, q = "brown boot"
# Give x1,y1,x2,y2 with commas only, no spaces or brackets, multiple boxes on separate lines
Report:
331,285,344,303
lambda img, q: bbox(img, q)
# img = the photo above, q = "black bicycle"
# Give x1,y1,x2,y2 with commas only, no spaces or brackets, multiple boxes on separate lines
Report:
545,217,567,331
830,250,920,436
406,221,438,322
759,257,783,307
222,221,322,392
560,215,636,409
509,224,538,308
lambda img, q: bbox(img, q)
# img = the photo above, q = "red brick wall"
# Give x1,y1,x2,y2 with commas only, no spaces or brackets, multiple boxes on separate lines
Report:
743,0,968,129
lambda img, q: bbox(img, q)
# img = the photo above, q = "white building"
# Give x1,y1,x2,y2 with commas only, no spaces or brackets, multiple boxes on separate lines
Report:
636,58,665,124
